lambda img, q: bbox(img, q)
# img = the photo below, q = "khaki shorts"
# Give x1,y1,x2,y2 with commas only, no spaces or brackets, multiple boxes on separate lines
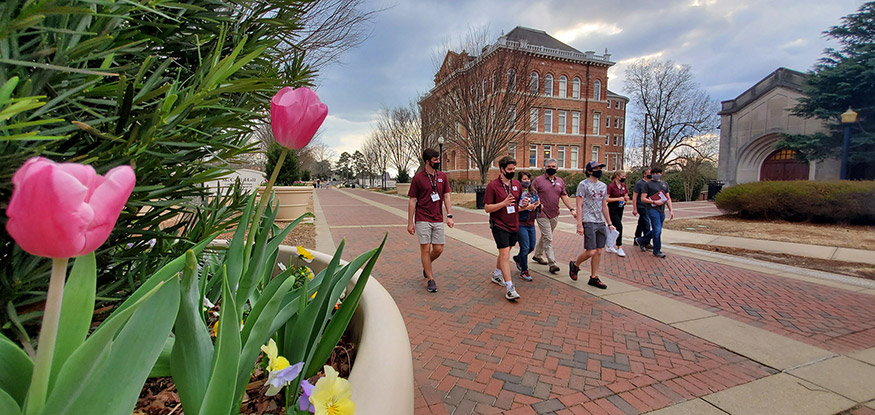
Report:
415,221,445,245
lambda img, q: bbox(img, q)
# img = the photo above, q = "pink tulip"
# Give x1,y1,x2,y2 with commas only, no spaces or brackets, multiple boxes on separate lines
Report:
6,157,136,258
270,87,328,149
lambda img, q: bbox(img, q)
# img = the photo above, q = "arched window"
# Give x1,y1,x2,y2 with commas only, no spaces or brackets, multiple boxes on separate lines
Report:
507,69,516,90
572,77,581,99
492,71,498,91
593,80,602,101
529,72,539,94
544,74,553,96
559,75,567,98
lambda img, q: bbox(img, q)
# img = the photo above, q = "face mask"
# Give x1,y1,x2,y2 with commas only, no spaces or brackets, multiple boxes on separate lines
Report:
430,162,440,171
521,181,531,188
503,170,515,180
619,178,626,183
590,170,603,179
645,174,652,179
652,174,662,181
545,168,557,176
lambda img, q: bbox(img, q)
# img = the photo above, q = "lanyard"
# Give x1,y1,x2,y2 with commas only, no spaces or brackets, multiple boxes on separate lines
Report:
426,170,437,191
502,180,513,197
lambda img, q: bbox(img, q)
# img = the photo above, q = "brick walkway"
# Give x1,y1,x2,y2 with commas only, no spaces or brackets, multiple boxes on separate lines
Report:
316,188,875,415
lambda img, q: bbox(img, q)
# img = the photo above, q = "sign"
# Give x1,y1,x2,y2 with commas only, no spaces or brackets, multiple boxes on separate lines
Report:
205,169,266,195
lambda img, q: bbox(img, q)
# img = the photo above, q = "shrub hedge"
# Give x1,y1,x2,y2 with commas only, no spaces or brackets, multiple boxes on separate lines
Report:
714,180,875,224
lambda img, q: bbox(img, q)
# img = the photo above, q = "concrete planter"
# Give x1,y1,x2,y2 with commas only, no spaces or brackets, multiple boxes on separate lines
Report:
276,245,414,415
258,186,313,221
394,183,411,196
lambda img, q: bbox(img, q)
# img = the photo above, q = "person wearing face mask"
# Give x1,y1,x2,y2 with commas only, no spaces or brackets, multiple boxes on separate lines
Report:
605,171,630,257
407,148,454,293
484,156,523,300
568,161,613,289
531,159,578,274
636,166,673,258
632,167,653,250
513,171,540,282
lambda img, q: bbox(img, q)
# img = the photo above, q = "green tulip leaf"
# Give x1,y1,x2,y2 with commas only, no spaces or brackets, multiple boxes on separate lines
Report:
0,387,21,415
0,333,33,409
198,267,240,415
170,251,213,415
50,253,97,391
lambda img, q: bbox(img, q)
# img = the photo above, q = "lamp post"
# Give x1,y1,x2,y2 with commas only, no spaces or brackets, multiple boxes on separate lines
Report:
840,107,858,180
437,136,445,171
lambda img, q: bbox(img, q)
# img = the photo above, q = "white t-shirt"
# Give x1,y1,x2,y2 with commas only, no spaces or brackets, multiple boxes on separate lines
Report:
575,179,607,224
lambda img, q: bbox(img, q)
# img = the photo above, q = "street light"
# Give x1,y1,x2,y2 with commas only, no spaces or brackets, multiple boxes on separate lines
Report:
437,136,445,171
841,107,858,180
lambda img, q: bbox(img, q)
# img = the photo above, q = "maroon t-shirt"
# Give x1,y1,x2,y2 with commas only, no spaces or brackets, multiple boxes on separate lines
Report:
606,181,627,208
484,176,522,232
408,168,450,222
532,174,567,219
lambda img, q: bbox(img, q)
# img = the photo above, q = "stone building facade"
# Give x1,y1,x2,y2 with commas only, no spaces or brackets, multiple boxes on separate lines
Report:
421,27,627,182
718,68,839,185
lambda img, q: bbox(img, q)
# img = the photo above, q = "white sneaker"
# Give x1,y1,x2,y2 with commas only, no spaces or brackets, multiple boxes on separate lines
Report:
493,268,503,278
491,273,505,286
605,246,617,254
616,247,626,257
505,286,520,300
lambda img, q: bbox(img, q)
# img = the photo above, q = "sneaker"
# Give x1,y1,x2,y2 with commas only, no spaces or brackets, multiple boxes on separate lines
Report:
646,243,654,250
491,272,505,286
635,237,647,252
588,277,608,289
568,261,580,281
532,256,548,265
605,246,617,254
505,286,520,300
512,255,522,272
549,265,560,274
520,271,532,281
633,239,639,246
616,247,627,257
654,252,666,258
426,279,437,292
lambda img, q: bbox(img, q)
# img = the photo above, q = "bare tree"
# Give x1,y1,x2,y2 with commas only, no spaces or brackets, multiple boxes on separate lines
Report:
422,31,540,183
374,105,419,180
362,133,390,188
624,59,719,169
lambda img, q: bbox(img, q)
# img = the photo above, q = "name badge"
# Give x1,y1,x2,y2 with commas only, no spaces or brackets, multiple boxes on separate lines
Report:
512,186,518,191
438,178,443,183
431,192,440,202
506,205,516,214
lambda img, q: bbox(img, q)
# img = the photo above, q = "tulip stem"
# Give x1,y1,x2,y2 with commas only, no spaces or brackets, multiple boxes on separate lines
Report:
244,147,288,273
25,257,69,415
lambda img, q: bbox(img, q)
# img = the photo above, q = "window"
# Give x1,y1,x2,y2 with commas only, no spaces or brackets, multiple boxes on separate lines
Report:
593,80,602,101
529,145,537,166
571,111,580,134
544,109,553,133
468,155,475,170
592,146,600,164
615,118,620,128
606,134,610,145
482,78,488,97
613,135,619,146
557,146,566,168
543,145,552,161
507,69,516,90
529,108,538,131
619,118,624,129
558,75,567,98
558,111,566,134
592,112,600,135
530,72,539,94
619,135,624,147
544,74,553,97
572,77,580,99
570,146,579,169
607,99,611,107
492,71,498,91
606,115,611,128
615,100,620,109
507,107,516,129
508,143,516,157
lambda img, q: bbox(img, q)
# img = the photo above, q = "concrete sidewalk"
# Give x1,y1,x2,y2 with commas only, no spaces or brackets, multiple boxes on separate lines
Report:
314,188,875,415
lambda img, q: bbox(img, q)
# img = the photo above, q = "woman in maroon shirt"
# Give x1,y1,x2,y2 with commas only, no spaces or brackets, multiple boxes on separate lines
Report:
605,171,630,257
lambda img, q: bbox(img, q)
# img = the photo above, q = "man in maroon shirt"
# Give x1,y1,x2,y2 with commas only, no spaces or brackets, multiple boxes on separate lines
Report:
484,156,522,301
407,148,454,293
531,158,578,273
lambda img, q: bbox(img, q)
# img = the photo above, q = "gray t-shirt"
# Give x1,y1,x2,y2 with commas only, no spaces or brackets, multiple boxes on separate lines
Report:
646,180,671,213
575,179,607,223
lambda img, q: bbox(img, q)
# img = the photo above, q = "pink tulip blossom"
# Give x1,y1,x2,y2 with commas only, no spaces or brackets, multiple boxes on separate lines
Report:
270,87,328,149
6,157,136,258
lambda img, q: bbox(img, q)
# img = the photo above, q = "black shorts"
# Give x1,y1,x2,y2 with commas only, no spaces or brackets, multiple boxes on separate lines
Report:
491,226,518,249
582,222,607,250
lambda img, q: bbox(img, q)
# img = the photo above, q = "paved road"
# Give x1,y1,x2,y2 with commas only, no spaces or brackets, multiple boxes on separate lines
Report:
315,188,875,415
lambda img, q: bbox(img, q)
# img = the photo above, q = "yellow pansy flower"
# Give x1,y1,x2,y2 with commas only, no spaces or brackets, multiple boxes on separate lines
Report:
297,246,314,263
260,338,290,372
310,365,355,415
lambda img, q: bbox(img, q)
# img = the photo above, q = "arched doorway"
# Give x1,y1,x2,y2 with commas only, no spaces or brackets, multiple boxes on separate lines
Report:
760,149,808,181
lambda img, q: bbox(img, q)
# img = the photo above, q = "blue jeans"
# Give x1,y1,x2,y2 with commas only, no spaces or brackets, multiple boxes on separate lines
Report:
516,225,536,271
642,209,665,254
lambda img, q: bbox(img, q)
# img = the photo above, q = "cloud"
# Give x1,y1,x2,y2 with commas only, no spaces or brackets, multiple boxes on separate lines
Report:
555,22,623,44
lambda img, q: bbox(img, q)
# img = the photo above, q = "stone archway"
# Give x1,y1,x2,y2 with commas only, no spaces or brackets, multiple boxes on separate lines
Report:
735,132,811,183
760,149,809,181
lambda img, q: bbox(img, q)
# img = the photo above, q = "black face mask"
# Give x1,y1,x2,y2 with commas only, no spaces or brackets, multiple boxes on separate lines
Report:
503,171,515,180
645,174,652,179
545,168,557,176
619,178,626,183
430,162,440,171
521,181,531,188
591,170,603,179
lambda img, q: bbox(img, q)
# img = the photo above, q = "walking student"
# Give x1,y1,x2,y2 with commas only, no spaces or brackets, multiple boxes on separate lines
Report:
568,161,613,289
407,148,454,292
513,171,540,282
531,158,577,274
484,156,522,301
605,170,630,257
636,166,673,258
632,167,652,250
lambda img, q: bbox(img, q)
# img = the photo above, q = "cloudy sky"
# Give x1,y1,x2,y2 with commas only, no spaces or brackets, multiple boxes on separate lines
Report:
313,0,862,158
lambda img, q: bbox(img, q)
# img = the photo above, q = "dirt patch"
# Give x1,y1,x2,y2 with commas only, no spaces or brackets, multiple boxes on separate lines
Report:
678,243,875,281
665,215,875,250
451,192,477,209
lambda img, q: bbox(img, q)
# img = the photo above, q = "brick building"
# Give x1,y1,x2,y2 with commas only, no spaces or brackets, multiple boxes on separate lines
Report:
420,26,628,182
